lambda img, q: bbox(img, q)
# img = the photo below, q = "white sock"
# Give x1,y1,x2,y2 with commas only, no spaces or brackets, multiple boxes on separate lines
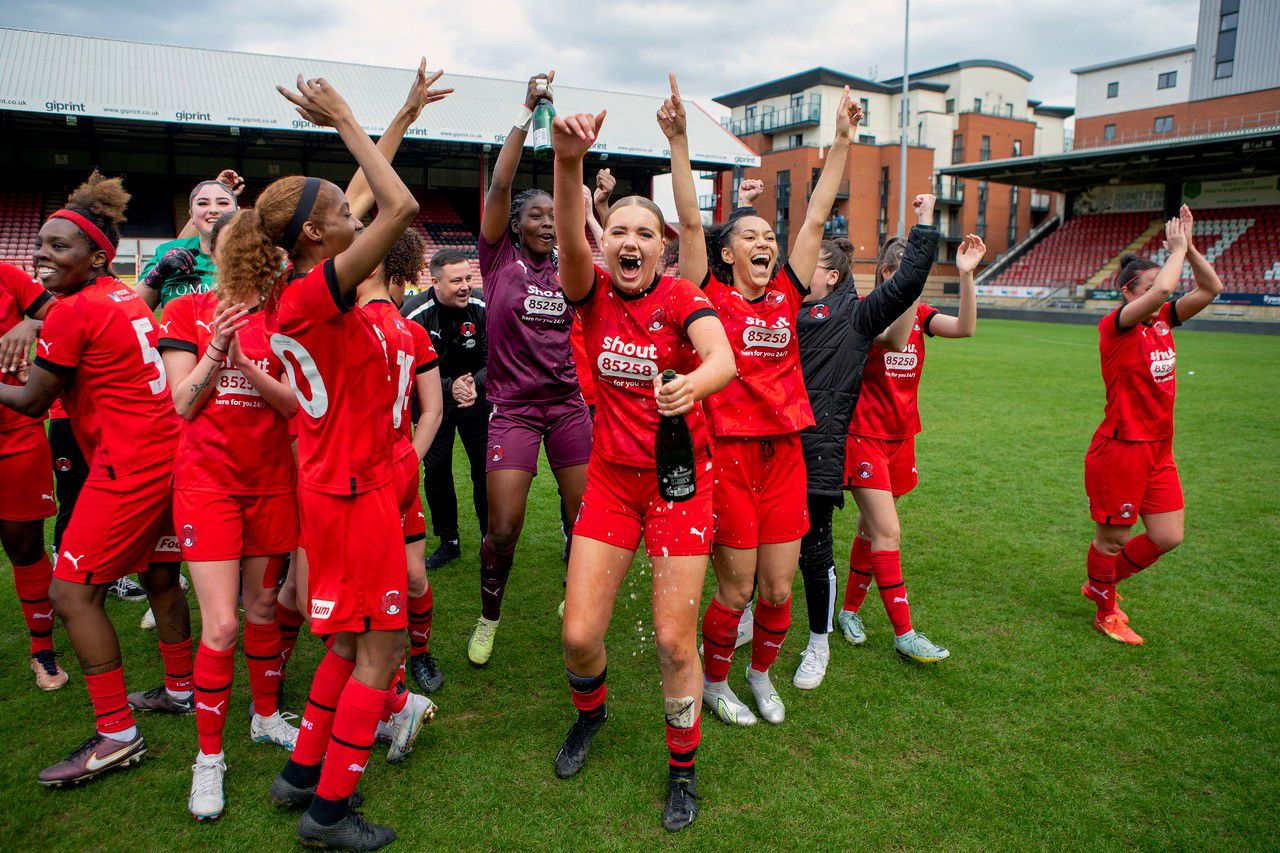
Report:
101,725,137,742
197,750,224,765
808,631,829,652
167,689,193,701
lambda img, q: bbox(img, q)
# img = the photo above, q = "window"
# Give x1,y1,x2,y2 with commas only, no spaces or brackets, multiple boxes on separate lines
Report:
788,133,804,148
945,98,955,114
976,182,987,238
860,98,870,125
1005,104,1014,117
1106,81,1119,98
980,135,991,161
878,166,890,243
1012,139,1022,157
973,97,982,112
790,93,804,108
858,134,876,144
1153,115,1174,134
1216,1,1238,79
775,171,791,251
1008,187,1020,245
1104,123,1117,140
952,133,964,164
1157,71,1177,89
745,105,757,122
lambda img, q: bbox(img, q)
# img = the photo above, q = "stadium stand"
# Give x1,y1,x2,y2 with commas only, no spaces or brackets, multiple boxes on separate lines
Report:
1133,205,1280,294
0,191,41,271
993,211,1160,291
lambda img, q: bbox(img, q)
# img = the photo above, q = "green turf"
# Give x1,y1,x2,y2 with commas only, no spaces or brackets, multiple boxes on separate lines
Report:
1,317,1278,850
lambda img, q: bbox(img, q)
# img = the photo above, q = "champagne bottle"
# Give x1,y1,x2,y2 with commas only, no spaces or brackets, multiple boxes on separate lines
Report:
655,369,697,503
530,76,556,161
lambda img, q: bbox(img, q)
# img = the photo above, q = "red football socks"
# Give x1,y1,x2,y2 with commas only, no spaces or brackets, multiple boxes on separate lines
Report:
12,556,54,655
872,550,913,636
1086,544,1119,614
750,597,791,673
700,598,743,683
408,587,433,658
567,668,607,721
382,661,408,720
291,650,356,768
85,667,135,735
666,714,700,770
1117,533,1166,582
842,536,873,613
276,601,305,675
159,637,194,694
315,677,388,803
243,620,281,718
194,643,235,754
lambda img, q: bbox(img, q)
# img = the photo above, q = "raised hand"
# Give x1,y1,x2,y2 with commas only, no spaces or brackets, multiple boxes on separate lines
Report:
402,57,453,119
215,169,246,197
1162,216,1188,254
956,234,986,272
594,168,616,205
580,184,595,216
525,71,555,111
834,86,864,144
552,111,606,161
1180,203,1196,252
656,73,687,140
738,179,765,206
913,193,936,225
276,75,354,128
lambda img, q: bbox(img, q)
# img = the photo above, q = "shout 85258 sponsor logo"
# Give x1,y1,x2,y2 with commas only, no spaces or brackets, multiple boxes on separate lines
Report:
597,335,659,384
522,284,567,319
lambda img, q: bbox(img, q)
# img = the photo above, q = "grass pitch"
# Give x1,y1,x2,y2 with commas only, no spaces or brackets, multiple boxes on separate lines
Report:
1,317,1277,850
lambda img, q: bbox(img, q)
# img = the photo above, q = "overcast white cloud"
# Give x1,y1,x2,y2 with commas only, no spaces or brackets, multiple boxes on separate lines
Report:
1,0,1200,112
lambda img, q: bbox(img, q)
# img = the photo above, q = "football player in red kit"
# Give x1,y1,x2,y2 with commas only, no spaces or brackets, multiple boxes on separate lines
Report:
1083,208,1220,645
356,229,445,758
158,212,304,820
0,172,192,787
215,72,431,850
551,107,735,832
667,76,862,726
836,232,983,663
0,262,64,690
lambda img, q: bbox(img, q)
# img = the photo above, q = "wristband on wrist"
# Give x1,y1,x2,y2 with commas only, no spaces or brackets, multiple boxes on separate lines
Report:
514,106,533,132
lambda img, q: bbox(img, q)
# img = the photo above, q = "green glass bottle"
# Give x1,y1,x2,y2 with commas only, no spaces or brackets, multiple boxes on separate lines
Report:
531,89,556,160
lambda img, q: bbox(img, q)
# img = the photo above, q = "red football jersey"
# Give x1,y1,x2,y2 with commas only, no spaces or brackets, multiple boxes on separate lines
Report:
848,303,939,440
571,313,596,406
34,277,180,480
576,266,717,468
272,260,397,495
701,265,813,437
361,299,438,460
158,292,296,495
1096,301,1179,442
0,263,53,433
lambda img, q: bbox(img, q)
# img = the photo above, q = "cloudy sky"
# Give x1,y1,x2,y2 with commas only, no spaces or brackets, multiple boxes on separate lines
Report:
2,0,1200,113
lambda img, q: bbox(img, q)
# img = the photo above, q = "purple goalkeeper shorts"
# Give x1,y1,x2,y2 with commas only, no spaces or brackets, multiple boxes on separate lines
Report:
486,395,594,474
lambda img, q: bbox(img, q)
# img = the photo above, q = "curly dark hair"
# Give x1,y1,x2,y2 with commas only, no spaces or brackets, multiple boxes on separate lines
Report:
383,228,427,287
705,207,766,285
64,170,130,259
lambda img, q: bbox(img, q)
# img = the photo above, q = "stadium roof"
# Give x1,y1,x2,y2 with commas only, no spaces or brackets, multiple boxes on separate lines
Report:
0,28,759,170
1071,45,1196,76
881,59,1034,85
938,125,1280,192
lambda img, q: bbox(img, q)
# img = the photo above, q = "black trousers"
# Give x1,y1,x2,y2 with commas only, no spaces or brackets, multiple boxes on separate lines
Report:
47,417,88,554
798,493,841,635
423,402,490,542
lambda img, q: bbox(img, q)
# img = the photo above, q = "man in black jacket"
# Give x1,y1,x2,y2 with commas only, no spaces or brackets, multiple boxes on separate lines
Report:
402,249,490,570
791,196,939,690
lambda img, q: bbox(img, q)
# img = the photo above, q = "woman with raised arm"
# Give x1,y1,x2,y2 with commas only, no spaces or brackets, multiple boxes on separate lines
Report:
0,171,192,787
1081,207,1219,645
833,232,983,669
219,74,418,850
665,75,859,726
468,71,594,667
157,212,302,820
551,107,734,832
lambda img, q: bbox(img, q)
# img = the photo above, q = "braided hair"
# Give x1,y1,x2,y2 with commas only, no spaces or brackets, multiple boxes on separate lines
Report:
509,188,553,257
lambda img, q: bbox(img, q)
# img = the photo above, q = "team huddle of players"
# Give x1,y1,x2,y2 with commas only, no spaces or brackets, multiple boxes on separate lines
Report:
0,63,1222,849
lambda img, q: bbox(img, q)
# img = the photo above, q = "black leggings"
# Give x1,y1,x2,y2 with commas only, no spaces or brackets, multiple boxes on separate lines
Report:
798,493,841,635
47,418,88,554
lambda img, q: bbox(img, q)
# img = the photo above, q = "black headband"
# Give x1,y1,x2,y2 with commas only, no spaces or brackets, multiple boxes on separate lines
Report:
282,176,322,251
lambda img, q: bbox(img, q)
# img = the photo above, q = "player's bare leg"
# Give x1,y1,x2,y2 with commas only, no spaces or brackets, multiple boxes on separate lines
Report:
747,540,801,723
703,546,758,726
471,469,533,665
130,562,196,711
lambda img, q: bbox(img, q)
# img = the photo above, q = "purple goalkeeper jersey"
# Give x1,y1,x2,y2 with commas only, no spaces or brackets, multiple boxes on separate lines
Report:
478,232,581,406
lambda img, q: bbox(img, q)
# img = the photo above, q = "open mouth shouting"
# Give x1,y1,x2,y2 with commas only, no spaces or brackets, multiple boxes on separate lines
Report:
617,252,644,283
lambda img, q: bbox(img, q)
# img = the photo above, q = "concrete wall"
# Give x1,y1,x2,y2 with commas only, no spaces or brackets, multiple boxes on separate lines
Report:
1075,51,1194,119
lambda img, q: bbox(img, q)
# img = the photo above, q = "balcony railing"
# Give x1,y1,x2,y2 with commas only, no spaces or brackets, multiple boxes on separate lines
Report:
934,176,964,204
1070,110,1280,150
726,100,822,137
697,194,717,211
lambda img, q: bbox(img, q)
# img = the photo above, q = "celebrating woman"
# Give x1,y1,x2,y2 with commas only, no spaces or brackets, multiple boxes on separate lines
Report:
552,105,734,832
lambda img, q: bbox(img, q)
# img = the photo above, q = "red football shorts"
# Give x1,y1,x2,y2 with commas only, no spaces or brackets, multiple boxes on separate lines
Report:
55,462,176,585
298,483,408,634
393,448,426,544
574,455,713,557
173,488,298,562
844,434,918,497
712,434,810,548
0,424,55,522
1085,434,1183,526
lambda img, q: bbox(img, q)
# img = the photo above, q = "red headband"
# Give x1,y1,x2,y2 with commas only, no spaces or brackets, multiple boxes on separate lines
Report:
48,210,116,263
